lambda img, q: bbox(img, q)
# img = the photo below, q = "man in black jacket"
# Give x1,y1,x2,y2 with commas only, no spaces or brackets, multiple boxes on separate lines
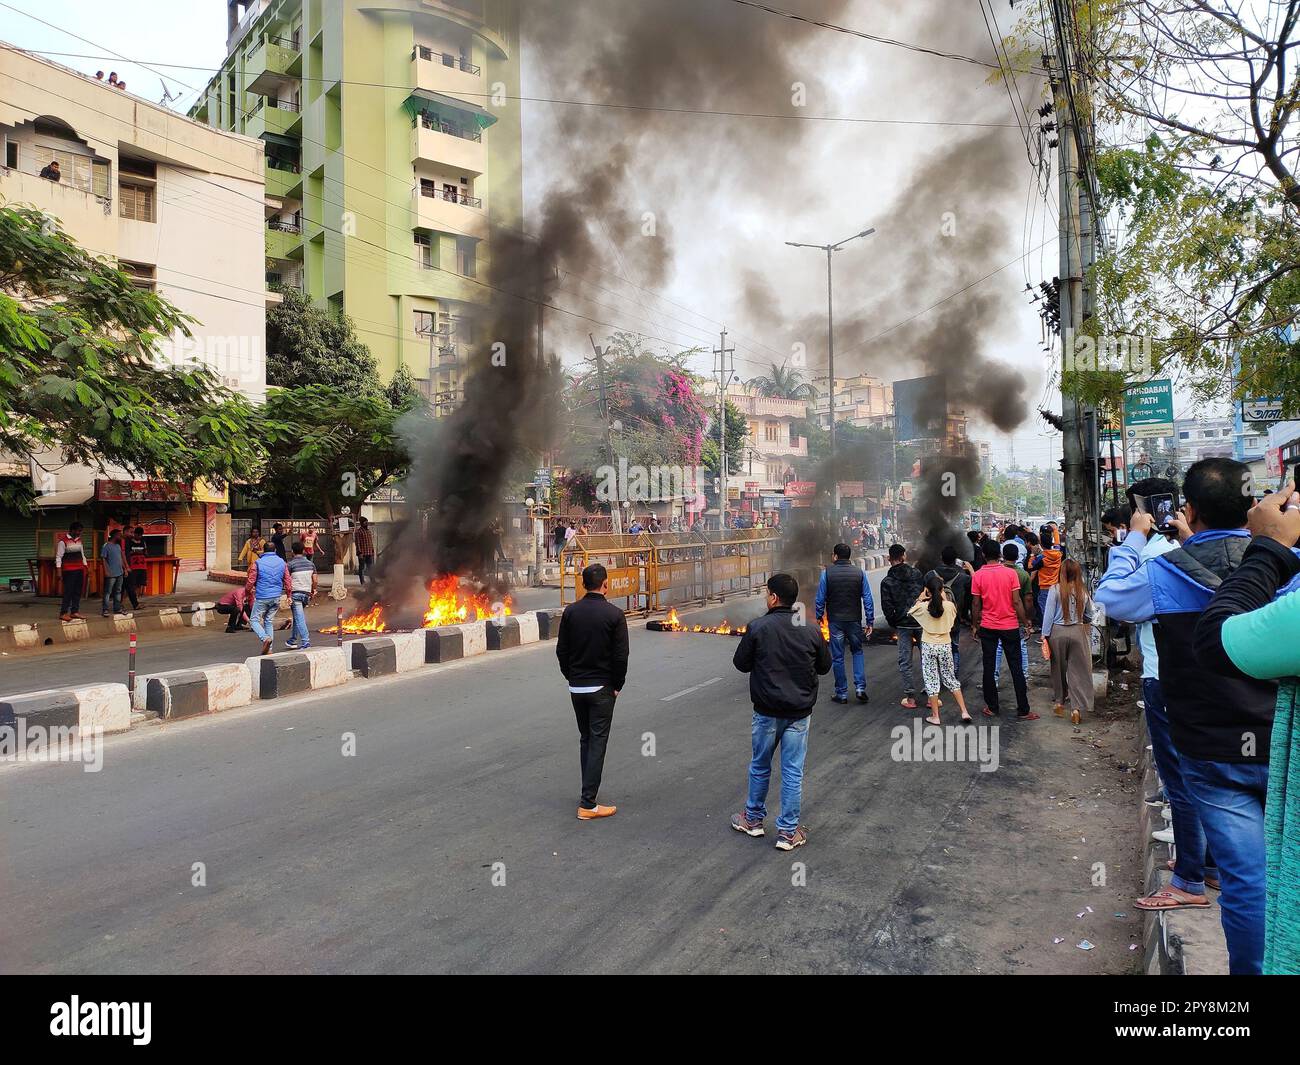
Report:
555,563,629,820
731,573,831,850
880,544,926,708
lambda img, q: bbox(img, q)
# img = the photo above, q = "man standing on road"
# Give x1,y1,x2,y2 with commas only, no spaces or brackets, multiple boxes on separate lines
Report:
245,541,291,656
285,541,318,651
880,544,925,709
815,543,874,704
731,573,831,850
269,522,288,561
971,538,1036,720
99,529,127,617
555,562,629,821
55,520,87,622
354,516,375,587
125,525,148,610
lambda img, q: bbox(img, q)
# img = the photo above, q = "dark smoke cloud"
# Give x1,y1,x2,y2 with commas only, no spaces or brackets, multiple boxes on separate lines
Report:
368,0,861,610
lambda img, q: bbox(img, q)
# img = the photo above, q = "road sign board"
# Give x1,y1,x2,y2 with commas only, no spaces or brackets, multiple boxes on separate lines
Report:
1123,379,1174,440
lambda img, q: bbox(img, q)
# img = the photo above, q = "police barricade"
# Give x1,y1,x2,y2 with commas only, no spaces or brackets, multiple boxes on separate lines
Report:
644,532,709,611
559,533,653,612
701,528,782,601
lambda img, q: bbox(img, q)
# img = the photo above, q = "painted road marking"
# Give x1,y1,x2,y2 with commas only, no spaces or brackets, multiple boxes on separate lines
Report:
662,677,723,702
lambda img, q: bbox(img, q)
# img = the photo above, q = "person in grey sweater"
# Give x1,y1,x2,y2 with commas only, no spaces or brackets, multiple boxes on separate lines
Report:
100,529,128,616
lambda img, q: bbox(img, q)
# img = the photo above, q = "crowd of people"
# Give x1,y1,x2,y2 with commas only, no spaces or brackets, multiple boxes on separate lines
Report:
553,456,1300,974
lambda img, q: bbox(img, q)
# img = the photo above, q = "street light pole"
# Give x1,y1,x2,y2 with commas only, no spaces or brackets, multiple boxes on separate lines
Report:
787,226,876,515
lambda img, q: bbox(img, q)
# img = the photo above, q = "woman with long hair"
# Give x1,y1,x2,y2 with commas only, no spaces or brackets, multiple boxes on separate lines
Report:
1042,557,1096,724
908,572,972,725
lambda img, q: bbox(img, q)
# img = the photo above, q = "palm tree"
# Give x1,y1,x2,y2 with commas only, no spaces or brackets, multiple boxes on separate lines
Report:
748,361,818,401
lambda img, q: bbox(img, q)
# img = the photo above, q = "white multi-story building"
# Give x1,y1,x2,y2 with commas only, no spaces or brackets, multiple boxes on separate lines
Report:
1,47,268,578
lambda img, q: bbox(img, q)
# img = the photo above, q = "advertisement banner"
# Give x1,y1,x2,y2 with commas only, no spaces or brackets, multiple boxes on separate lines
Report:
785,481,816,508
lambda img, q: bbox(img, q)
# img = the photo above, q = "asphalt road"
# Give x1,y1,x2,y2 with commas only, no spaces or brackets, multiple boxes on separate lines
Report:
0,572,889,699
0,585,567,699
0,572,1128,976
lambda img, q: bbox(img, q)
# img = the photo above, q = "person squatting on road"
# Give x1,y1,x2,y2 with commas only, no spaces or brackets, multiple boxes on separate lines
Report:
815,542,874,704
555,562,629,820
880,543,925,709
1042,557,1095,725
908,573,971,725
731,573,832,851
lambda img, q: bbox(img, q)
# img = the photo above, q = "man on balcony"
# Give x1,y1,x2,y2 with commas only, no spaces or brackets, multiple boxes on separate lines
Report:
38,160,60,182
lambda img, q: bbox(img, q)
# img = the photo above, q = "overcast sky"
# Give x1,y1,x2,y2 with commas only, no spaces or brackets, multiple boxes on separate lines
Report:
0,0,1102,470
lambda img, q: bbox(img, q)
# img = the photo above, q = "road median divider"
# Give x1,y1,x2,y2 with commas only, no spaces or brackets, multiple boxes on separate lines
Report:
0,682,132,734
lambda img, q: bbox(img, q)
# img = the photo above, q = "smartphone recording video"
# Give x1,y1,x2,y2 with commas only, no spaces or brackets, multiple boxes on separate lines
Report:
1134,491,1179,533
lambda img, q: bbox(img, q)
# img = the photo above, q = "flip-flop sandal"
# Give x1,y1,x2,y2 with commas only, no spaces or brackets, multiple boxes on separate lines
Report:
1134,889,1209,911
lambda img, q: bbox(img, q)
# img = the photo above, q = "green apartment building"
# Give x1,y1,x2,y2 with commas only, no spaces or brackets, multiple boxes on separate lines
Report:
193,0,523,414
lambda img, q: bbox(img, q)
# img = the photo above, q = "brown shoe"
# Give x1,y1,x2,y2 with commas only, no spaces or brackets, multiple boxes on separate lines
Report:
59,613,73,622
1053,702,1065,717
577,804,617,820
775,824,807,850
731,812,765,836
261,638,273,656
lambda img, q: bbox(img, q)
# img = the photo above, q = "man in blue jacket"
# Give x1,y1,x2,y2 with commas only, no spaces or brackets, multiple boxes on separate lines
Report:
1096,457,1282,974
815,543,875,705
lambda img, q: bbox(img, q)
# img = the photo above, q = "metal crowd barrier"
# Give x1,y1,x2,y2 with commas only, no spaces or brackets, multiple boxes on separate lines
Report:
561,529,782,612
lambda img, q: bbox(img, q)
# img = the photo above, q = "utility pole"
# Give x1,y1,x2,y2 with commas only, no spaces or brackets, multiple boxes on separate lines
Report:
714,328,735,525
787,227,875,516
589,334,622,535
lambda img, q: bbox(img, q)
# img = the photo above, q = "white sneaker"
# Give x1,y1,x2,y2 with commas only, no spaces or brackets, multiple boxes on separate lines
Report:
1152,826,1175,844
1162,805,1172,823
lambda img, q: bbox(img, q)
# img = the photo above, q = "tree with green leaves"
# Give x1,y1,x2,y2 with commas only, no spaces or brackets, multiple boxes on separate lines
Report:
260,383,421,596
0,202,264,511
747,361,817,401
265,287,380,392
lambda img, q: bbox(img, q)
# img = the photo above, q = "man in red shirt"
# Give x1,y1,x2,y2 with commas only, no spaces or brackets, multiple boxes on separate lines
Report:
970,538,1036,719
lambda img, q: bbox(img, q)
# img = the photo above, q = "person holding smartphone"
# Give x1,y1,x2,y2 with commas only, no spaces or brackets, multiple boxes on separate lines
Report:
1194,480,1300,974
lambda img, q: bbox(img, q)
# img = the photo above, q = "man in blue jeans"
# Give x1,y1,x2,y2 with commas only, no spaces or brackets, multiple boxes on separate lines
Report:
1097,458,1279,973
245,542,291,656
285,541,318,651
731,573,831,850
814,542,875,704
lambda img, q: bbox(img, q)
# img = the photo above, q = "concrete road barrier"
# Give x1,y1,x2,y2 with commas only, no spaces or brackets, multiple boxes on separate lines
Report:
0,682,132,734
144,663,252,720
515,612,540,644
424,626,464,663
351,637,398,678
534,609,563,641
244,647,351,700
460,620,487,657
53,618,91,644
486,617,521,651
389,631,426,673
0,624,40,651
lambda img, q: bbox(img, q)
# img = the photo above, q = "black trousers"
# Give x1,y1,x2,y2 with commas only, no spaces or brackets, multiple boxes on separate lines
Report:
571,687,616,808
59,569,84,615
126,568,144,610
216,603,245,632
980,626,1030,715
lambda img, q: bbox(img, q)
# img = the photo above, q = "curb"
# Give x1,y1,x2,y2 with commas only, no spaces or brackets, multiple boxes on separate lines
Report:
0,682,133,734
47,610,560,728
1137,711,1230,975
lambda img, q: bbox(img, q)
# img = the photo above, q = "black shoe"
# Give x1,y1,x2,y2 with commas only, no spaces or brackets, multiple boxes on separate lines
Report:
856,689,869,703
831,695,849,704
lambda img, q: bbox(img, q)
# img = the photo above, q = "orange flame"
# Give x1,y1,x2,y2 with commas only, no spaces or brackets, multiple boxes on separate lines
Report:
423,574,512,629
820,615,830,641
323,576,512,634
655,607,745,636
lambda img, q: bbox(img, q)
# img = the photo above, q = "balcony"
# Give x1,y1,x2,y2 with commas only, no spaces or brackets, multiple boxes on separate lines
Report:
0,164,113,248
414,185,487,239
412,46,483,106
246,97,301,140
247,38,302,96
266,218,302,259
265,158,302,200
411,113,486,175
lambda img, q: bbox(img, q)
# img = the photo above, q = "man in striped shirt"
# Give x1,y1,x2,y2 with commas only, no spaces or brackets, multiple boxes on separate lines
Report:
354,517,375,587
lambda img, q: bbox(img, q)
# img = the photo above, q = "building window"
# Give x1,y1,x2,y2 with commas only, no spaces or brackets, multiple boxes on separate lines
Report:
119,182,156,222
1179,431,1190,440
456,238,476,279
414,232,435,269
119,261,155,291
414,310,436,336
764,422,779,443
5,140,17,168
